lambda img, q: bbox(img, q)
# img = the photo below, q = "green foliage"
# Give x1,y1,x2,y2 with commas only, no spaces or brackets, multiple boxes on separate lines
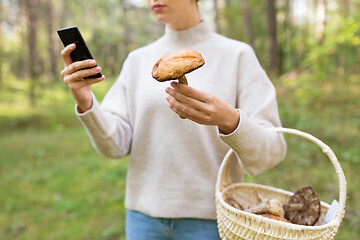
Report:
221,0,269,64
302,14,360,81
0,74,115,133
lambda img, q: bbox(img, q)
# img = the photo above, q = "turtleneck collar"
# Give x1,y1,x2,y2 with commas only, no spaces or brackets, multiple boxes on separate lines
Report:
162,20,213,45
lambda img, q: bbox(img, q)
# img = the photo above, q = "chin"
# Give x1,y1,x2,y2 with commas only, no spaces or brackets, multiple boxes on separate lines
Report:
152,13,170,24
156,18,168,24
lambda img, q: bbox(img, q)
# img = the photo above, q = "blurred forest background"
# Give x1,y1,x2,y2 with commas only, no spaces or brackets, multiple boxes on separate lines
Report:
0,0,359,239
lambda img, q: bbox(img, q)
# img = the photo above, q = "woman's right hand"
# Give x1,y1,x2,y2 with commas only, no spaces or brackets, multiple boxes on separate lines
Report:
60,43,105,113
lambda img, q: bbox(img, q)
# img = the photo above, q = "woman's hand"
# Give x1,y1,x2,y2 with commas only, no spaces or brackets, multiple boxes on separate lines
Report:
165,81,240,134
60,43,105,113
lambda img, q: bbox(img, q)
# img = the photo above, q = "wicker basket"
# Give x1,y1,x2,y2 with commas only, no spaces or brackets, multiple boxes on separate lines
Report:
215,127,347,240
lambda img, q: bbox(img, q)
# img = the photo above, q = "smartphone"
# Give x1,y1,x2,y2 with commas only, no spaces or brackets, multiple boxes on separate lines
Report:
57,26,102,79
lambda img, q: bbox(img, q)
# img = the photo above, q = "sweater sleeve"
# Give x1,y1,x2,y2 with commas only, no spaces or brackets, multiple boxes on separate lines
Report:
76,56,133,158
218,44,286,176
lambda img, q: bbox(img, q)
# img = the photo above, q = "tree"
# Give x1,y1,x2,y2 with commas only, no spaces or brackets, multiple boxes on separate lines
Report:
0,0,3,87
26,0,40,105
59,0,67,27
315,0,327,44
242,0,254,47
339,0,349,17
213,0,221,33
121,0,131,57
265,0,280,74
14,0,28,79
45,0,58,81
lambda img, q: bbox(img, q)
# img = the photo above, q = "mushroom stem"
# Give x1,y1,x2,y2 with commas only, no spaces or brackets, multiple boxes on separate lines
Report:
283,202,305,212
177,75,188,119
246,199,284,216
178,75,188,85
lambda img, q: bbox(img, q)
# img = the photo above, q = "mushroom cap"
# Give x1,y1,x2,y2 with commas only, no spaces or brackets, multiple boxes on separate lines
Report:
284,186,321,226
152,49,205,82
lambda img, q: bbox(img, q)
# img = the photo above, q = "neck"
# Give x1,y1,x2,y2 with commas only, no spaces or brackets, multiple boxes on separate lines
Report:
168,6,201,31
163,20,212,47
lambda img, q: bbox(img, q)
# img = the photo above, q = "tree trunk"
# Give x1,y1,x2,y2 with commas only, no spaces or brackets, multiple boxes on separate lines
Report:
59,0,67,27
213,0,221,33
45,0,58,81
278,0,294,74
282,0,292,72
265,0,280,74
121,0,131,58
15,0,27,79
26,0,40,106
339,0,349,17
315,0,326,44
0,1,3,87
242,0,254,47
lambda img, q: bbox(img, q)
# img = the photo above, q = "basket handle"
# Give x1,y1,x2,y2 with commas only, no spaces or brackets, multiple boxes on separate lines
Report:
216,127,347,225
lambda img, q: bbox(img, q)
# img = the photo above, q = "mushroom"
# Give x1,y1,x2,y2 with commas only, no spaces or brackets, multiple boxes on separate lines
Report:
246,198,285,216
223,193,243,210
283,186,321,226
245,192,285,217
151,49,205,85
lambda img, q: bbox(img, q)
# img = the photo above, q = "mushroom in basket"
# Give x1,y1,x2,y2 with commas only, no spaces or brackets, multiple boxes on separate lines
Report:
245,192,289,223
222,191,289,223
223,193,244,210
283,186,321,226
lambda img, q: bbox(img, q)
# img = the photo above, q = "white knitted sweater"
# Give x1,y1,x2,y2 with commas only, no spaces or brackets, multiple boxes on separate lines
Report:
76,21,286,220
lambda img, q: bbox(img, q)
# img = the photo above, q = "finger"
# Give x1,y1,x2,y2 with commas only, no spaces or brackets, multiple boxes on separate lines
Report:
63,59,97,76
170,81,211,103
72,66,102,81
165,86,206,111
70,75,106,92
64,66,102,85
166,95,207,122
61,43,76,67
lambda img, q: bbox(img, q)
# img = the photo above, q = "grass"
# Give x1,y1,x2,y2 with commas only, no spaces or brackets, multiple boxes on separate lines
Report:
0,126,129,240
0,79,129,239
0,73,359,239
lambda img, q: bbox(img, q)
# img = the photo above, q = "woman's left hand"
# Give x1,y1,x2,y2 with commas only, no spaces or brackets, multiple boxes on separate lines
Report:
165,81,240,134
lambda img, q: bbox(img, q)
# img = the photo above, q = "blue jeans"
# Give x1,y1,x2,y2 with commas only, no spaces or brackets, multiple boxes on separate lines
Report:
125,209,221,240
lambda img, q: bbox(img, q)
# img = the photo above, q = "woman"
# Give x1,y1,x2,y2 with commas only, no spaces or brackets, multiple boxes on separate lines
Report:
60,0,286,239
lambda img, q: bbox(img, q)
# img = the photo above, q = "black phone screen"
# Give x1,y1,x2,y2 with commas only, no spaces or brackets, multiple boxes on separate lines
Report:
57,26,102,79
